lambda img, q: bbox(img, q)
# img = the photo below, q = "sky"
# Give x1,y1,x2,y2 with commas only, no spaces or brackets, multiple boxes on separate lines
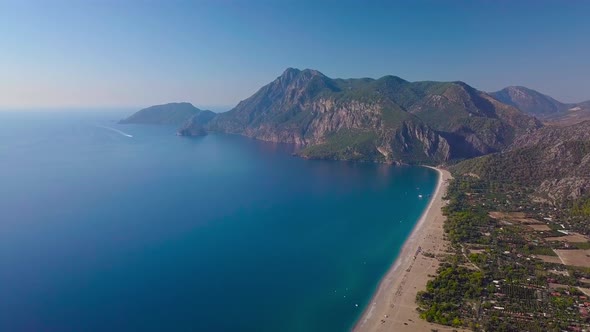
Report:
1,0,590,110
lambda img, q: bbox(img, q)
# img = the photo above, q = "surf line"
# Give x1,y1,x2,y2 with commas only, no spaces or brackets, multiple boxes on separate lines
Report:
96,125,133,138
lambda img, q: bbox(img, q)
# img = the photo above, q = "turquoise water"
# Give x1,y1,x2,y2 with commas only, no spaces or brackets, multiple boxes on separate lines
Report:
0,111,437,332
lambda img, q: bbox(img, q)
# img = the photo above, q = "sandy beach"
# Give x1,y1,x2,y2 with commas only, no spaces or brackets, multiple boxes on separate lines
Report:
353,167,462,332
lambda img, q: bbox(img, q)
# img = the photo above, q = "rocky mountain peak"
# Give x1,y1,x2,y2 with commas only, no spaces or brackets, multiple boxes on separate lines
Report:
279,67,301,81
279,68,326,82
490,86,565,116
270,68,338,103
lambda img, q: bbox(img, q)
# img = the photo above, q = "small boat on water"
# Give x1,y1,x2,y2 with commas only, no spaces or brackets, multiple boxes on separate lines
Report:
418,194,423,198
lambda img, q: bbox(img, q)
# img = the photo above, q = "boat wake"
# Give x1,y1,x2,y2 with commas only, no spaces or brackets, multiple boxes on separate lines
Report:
96,125,133,138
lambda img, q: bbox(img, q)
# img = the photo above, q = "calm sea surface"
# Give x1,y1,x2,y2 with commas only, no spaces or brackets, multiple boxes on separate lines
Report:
0,111,437,332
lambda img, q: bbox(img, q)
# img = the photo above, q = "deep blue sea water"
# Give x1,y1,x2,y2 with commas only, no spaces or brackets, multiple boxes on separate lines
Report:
0,111,437,332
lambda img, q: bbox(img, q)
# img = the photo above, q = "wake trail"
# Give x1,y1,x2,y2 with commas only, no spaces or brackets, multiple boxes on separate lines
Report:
96,125,133,138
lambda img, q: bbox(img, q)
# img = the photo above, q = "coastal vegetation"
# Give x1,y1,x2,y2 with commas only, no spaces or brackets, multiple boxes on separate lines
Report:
417,265,484,327
572,197,590,217
417,174,590,331
299,129,383,162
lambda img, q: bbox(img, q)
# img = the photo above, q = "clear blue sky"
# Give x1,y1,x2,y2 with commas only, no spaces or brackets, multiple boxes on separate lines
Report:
1,0,589,109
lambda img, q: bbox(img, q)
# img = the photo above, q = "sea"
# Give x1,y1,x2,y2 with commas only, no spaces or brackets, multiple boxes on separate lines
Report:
0,110,438,332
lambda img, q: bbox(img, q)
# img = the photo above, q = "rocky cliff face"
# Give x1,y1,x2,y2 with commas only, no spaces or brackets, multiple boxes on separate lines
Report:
453,121,590,203
512,122,590,202
182,68,541,164
388,120,451,163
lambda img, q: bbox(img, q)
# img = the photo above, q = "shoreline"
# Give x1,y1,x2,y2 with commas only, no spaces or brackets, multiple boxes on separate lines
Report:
353,166,458,332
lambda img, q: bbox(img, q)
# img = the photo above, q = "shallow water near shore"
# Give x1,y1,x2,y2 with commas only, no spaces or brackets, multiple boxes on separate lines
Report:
0,111,437,332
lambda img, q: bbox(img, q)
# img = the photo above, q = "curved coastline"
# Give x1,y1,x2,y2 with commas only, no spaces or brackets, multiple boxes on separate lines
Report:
352,167,456,332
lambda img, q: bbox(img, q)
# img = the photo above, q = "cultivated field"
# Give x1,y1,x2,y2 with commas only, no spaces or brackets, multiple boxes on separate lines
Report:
554,249,590,267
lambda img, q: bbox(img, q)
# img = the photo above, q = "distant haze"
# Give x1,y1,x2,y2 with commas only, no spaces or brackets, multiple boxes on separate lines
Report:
1,0,590,109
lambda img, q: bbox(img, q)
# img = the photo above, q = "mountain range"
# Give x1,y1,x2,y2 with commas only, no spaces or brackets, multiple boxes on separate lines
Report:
121,68,590,201
490,86,590,125
124,68,544,164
